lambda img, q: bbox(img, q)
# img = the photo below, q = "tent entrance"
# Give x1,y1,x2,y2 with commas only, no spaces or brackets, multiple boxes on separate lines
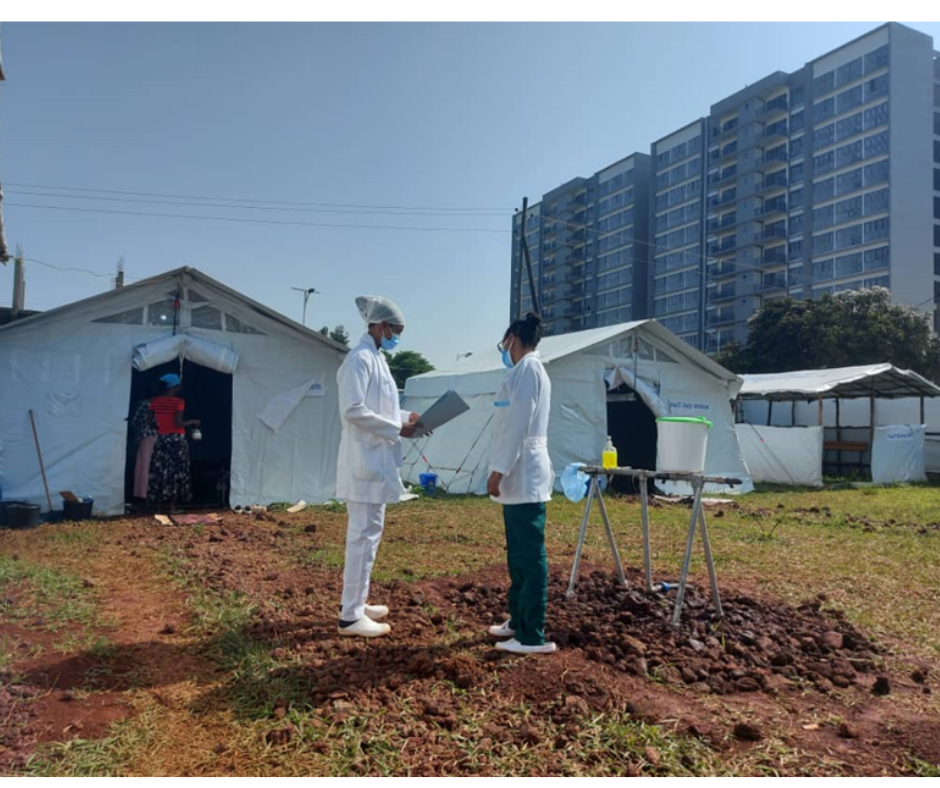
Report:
606,384,657,494
125,359,233,509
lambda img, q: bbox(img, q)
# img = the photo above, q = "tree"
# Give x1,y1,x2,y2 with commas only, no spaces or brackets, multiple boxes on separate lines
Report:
319,326,329,336
713,288,940,382
328,325,350,346
386,350,435,389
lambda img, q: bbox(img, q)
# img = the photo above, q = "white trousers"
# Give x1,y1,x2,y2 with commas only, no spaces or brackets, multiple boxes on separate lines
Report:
340,501,386,621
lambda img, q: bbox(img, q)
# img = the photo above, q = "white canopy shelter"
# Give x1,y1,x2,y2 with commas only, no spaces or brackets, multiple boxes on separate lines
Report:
401,320,753,497
736,364,940,485
0,267,347,514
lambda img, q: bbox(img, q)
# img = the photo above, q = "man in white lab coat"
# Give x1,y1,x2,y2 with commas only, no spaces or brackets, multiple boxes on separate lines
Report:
335,295,419,638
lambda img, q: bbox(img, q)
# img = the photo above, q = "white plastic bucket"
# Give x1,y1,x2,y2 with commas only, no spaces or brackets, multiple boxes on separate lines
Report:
656,417,713,473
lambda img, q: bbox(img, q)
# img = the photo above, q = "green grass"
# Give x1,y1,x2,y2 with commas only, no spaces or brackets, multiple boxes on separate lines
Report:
0,553,101,632
25,706,162,777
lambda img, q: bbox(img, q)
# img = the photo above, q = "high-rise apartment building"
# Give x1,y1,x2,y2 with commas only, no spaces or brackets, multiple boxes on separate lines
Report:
510,22,940,353
510,155,651,336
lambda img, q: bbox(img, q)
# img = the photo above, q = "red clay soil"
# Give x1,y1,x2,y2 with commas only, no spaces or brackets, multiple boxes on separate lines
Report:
4,513,940,776
0,546,209,774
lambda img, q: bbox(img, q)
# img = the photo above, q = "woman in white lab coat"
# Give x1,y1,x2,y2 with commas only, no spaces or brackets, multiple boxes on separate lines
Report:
486,312,556,655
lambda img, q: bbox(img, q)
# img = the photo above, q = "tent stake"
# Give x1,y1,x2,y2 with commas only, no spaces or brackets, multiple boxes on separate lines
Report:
29,409,54,512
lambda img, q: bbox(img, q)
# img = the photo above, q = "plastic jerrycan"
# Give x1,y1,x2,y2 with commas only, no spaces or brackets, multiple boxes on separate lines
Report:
602,436,618,469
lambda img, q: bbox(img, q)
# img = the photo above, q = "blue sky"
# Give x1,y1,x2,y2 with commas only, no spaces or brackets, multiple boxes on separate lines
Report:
2,21,939,367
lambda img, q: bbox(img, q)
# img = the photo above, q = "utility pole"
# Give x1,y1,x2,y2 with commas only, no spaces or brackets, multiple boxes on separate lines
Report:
11,244,24,317
291,286,320,326
114,257,125,289
0,23,9,265
518,196,539,317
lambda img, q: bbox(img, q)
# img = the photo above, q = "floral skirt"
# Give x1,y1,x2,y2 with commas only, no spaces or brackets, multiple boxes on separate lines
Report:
148,434,192,505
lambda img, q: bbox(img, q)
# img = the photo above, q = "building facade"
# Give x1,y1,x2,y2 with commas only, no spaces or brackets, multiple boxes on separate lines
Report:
510,155,651,337
510,22,940,352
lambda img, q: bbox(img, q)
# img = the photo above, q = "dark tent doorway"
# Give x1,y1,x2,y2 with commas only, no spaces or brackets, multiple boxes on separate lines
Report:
125,359,233,509
606,384,657,495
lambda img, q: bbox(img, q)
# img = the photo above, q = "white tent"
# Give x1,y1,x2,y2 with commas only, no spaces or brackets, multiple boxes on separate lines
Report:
401,320,753,496
737,364,940,486
0,267,347,515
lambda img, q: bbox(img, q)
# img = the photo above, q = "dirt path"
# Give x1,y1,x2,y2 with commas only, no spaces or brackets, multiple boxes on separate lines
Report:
1,533,212,772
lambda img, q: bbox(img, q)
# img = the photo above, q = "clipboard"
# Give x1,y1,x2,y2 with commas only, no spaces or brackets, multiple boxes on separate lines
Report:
412,390,470,438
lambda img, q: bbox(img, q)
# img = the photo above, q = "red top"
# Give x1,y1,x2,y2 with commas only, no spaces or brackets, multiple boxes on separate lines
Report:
150,395,185,435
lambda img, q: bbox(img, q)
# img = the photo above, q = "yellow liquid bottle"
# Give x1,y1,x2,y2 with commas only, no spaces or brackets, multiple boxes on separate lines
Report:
602,436,618,469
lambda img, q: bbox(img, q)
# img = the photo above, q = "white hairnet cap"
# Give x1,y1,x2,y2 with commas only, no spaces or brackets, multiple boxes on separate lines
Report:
355,295,406,327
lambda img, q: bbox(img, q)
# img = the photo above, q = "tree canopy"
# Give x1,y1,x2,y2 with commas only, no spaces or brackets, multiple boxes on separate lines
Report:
713,288,940,382
385,350,435,389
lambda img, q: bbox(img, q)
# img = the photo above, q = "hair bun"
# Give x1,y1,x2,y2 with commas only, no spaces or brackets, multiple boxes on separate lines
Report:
525,312,541,326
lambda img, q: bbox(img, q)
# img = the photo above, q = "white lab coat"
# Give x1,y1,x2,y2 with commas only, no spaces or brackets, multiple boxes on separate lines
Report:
335,334,408,504
489,353,553,505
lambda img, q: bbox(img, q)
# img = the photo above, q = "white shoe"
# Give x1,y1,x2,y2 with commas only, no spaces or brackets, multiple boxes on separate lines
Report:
364,604,389,622
488,620,516,638
338,616,391,638
495,638,557,655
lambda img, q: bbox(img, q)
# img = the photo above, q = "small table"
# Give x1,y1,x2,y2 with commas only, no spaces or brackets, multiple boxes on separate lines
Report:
566,466,743,626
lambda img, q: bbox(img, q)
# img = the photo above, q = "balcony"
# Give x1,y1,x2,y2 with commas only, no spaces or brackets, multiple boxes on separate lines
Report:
762,247,788,265
707,261,736,279
708,310,737,327
755,273,788,293
760,123,789,145
708,142,739,166
707,190,738,210
760,96,789,119
708,167,738,187
712,118,739,142
707,238,737,257
565,230,587,248
707,213,737,234
757,172,788,194
707,284,736,303
759,199,788,219
755,147,789,170
564,267,584,283
759,225,788,242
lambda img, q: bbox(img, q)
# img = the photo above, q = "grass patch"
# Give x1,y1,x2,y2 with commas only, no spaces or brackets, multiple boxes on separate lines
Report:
0,553,101,632
25,705,162,777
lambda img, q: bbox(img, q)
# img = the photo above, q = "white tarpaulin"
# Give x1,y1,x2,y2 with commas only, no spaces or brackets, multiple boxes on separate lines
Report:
401,320,752,497
736,425,824,487
133,333,239,375
257,375,327,432
0,267,346,515
871,425,926,484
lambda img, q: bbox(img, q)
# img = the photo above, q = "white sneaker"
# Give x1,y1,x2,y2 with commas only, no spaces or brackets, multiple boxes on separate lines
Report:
364,604,389,622
488,620,516,638
338,616,391,638
495,638,557,655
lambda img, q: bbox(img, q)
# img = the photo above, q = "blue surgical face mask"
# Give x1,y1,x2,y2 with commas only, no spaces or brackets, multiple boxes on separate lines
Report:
500,338,515,369
380,325,400,352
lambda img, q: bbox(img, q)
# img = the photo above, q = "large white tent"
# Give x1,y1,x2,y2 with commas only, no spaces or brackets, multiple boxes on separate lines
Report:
401,320,753,496
737,364,940,486
0,267,347,515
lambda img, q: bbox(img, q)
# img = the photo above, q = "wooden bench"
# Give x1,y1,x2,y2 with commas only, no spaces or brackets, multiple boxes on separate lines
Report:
823,441,868,453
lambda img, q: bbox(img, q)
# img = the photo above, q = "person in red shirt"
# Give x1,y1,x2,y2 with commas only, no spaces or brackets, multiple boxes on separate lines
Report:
148,373,200,512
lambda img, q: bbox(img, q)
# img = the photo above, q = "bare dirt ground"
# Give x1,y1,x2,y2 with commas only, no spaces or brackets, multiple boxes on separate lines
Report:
3,492,940,776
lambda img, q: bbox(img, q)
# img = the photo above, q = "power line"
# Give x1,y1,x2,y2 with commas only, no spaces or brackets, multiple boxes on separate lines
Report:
5,181,510,215
21,256,143,282
5,188,510,219
6,202,511,233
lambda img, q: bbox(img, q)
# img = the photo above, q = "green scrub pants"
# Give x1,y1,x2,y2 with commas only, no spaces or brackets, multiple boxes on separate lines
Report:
502,502,548,646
